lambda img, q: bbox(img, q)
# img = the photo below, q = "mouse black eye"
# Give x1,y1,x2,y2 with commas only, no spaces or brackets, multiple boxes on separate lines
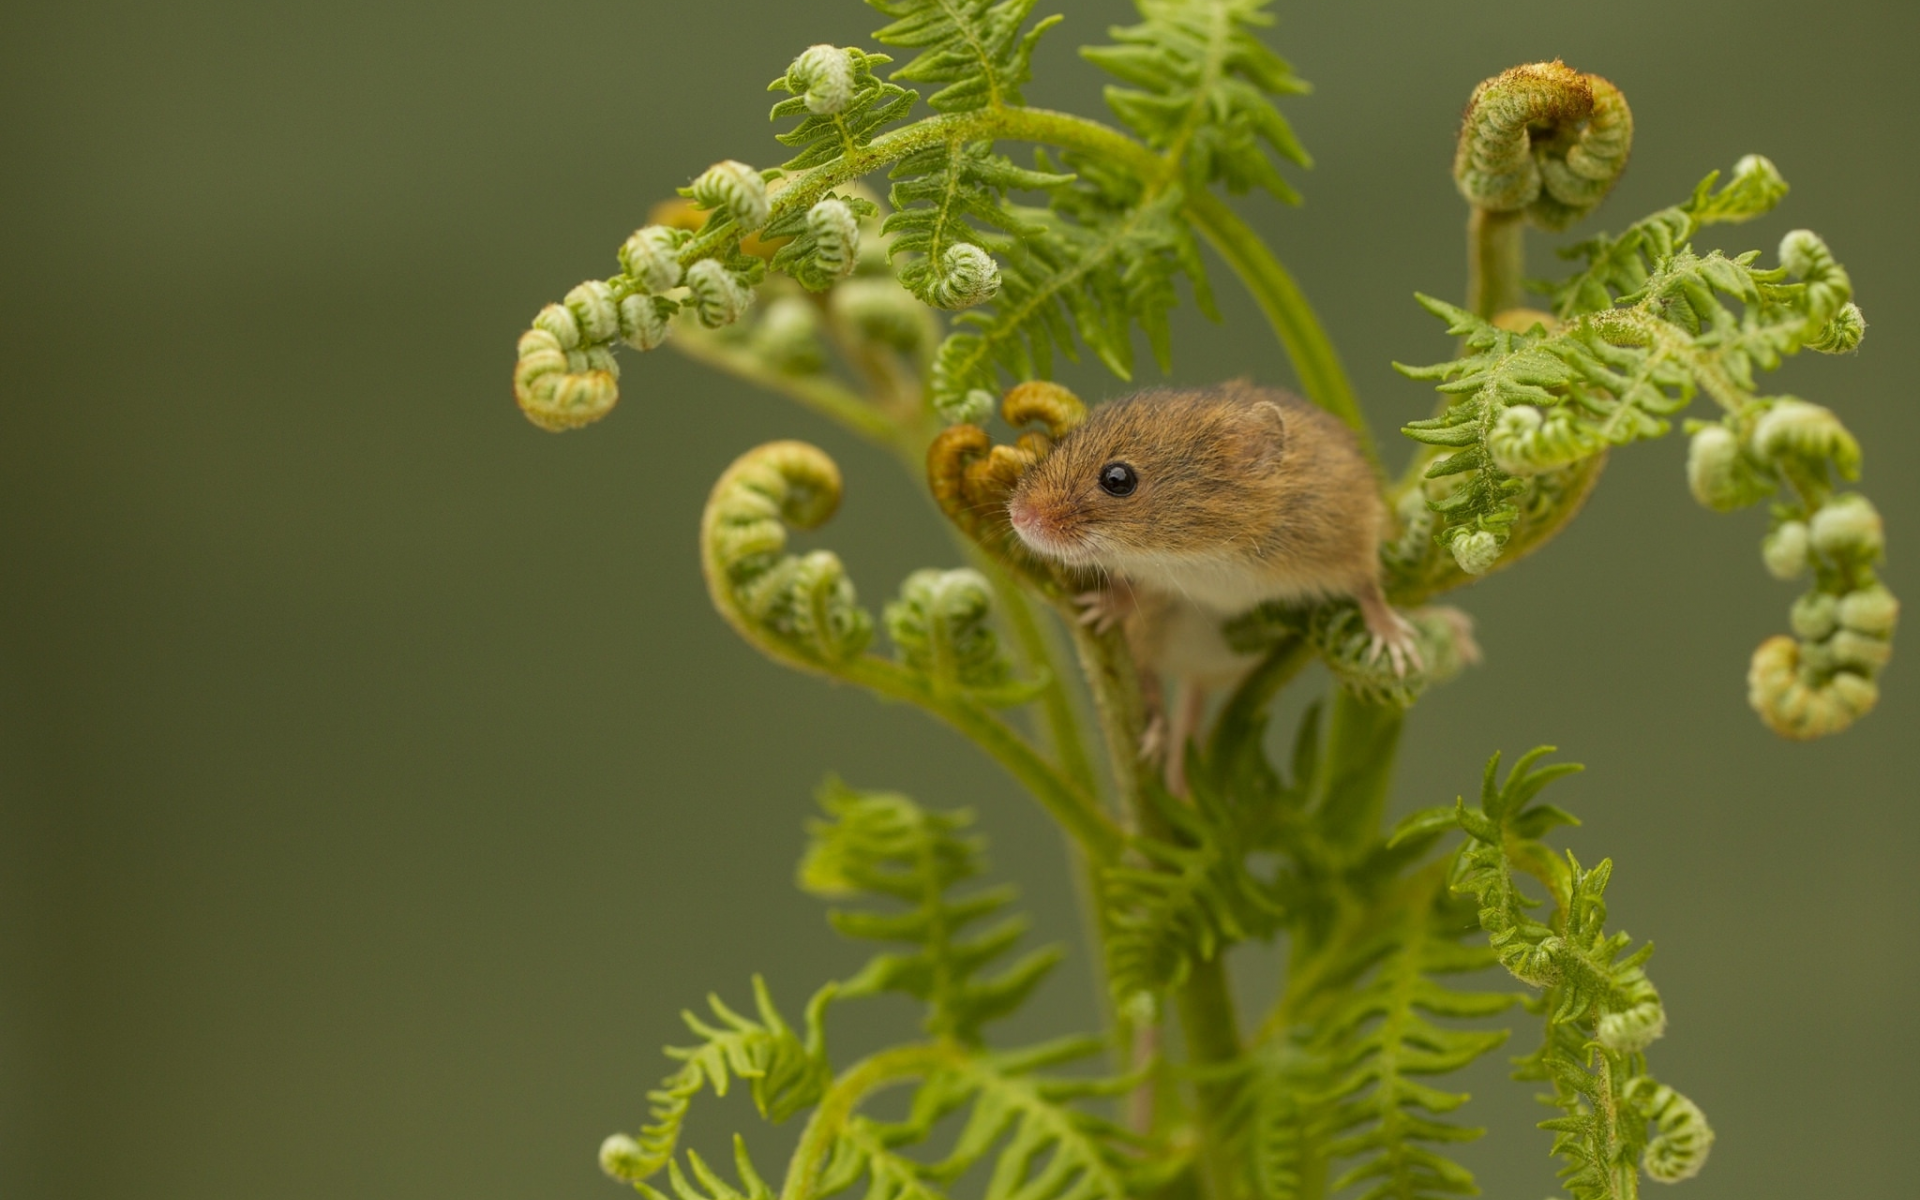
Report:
1097,462,1138,497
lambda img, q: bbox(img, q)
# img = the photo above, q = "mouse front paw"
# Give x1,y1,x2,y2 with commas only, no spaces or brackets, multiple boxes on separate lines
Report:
1073,583,1136,635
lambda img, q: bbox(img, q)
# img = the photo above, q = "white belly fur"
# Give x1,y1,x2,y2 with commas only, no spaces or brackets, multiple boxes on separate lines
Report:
1118,551,1347,615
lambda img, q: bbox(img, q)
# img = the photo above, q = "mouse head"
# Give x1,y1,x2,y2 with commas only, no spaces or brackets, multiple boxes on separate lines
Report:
1006,387,1289,567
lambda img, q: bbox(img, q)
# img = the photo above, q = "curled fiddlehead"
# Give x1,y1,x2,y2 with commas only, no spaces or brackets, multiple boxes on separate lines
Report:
701,441,1119,857
883,568,1044,706
1454,60,1632,232
1397,158,1897,736
512,164,769,432
703,441,875,669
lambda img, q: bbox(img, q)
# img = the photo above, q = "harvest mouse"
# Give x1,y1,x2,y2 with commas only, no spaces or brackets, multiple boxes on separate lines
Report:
1005,382,1421,788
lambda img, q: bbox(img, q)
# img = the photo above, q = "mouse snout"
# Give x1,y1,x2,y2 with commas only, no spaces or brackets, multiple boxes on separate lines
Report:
1006,491,1082,560
1007,493,1041,534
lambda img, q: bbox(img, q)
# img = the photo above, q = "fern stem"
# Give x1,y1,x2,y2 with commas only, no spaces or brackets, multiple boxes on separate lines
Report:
1311,689,1404,853
778,1042,958,1200
1467,207,1526,319
845,658,1125,859
1174,955,1245,1200
983,563,1103,803
669,330,911,449
1184,191,1375,465
1206,637,1312,759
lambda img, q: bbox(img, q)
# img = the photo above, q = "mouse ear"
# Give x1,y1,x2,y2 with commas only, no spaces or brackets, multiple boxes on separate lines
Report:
1238,400,1288,471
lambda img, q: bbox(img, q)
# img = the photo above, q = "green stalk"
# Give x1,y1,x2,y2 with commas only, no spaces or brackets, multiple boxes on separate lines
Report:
1466,207,1526,319
778,1042,959,1200
1310,688,1405,854
840,656,1125,860
670,330,910,450
1184,192,1374,465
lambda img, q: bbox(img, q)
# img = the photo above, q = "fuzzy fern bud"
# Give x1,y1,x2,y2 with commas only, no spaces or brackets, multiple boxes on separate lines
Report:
804,198,860,281
599,1134,649,1183
514,324,618,432
1808,492,1883,560
1691,153,1789,225
923,243,1001,310
787,44,855,115
1598,995,1668,1053
1489,404,1599,475
883,568,1033,702
618,293,675,352
1762,520,1810,580
1838,584,1899,638
702,442,875,668
1454,60,1633,229
1789,591,1839,642
1627,1079,1715,1183
686,259,754,329
619,225,690,293
948,388,996,426
1751,398,1860,478
1685,423,1770,512
1450,530,1502,576
750,297,825,375
1807,301,1866,353
1748,635,1878,739
688,160,771,233
562,280,620,343
1778,228,1852,326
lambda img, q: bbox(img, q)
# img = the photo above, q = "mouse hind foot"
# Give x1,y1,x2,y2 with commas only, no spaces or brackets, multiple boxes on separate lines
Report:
1355,582,1423,678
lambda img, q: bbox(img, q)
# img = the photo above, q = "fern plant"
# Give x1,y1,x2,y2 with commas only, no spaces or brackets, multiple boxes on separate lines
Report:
509,7,1895,1199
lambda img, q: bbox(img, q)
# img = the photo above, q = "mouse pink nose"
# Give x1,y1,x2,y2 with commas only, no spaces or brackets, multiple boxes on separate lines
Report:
1007,498,1036,531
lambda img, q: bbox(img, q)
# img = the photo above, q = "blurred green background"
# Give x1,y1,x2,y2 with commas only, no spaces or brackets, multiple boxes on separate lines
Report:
3,2,1914,1196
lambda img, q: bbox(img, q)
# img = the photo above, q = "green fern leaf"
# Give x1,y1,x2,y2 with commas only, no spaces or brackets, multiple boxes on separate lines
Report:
1312,877,1514,1200
1434,749,1716,1199
800,781,1061,1042
1102,775,1286,1006
866,0,1059,113
605,977,834,1184
1084,0,1311,201
768,46,917,171
637,1139,777,1200
1397,160,1866,577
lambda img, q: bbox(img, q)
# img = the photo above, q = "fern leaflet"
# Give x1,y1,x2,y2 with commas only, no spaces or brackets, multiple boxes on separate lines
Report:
1084,0,1311,201
866,0,1058,113
800,781,1060,1043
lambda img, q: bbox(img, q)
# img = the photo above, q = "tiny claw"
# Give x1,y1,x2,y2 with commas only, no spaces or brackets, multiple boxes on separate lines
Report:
1074,588,1131,635
1138,713,1166,763
1365,611,1424,679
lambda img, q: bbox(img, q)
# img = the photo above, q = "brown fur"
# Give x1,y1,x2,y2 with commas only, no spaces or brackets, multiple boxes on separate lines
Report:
1007,382,1385,617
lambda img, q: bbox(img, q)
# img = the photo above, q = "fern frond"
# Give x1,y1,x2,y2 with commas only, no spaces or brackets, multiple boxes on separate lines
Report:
866,0,1059,113
882,568,1046,706
1412,749,1716,1200
1084,0,1311,201
1314,878,1513,1200
1103,775,1287,1006
769,47,917,171
636,1139,777,1200
800,782,1060,1042
1223,601,1481,707
934,1039,1153,1200
1399,159,1861,579
1400,163,1895,735
602,977,834,1185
